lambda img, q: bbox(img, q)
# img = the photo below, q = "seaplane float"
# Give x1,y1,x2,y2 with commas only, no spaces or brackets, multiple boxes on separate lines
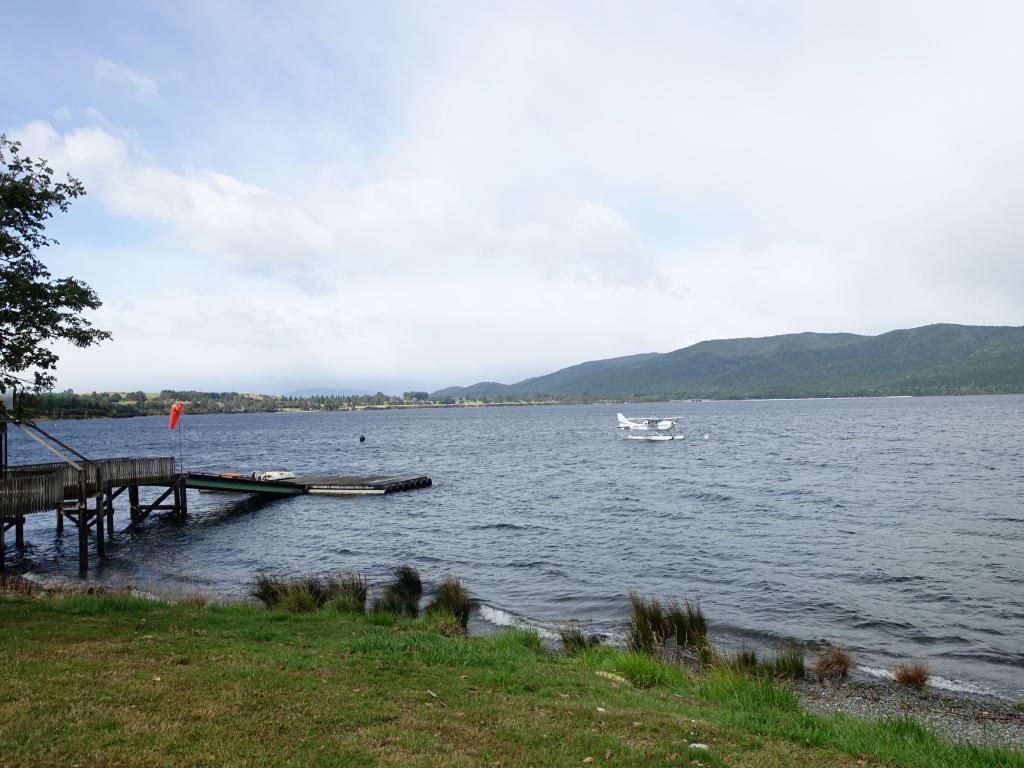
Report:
617,412,686,441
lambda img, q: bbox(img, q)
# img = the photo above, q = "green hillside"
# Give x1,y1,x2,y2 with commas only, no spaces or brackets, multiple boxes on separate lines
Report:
432,324,1024,400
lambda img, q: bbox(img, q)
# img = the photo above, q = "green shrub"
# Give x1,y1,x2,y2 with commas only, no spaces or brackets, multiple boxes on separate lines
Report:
425,576,472,628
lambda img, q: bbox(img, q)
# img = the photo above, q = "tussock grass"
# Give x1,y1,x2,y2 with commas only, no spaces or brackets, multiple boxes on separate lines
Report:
393,564,423,598
251,571,364,613
371,564,424,618
627,591,665,653
330,570,367,613
0,575,43,597
894,661,931,690
812,645,854,679
558,623,601,655
176,592,210,608
425,575,472,628
768,641,805,680
665,597,708,650
628,591,709,657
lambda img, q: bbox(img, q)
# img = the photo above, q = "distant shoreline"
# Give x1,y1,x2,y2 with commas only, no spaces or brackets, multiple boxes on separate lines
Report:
20,390,1024,422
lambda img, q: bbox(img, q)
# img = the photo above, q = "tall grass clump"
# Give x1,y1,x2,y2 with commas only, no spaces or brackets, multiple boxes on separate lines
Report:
768,641,805,680
371,564,423,618
726,643,761,675
629,592,709,657
893,662,930,690
251,571,357,613
425,576,472,629
811,645,853,679
558,623,602,655
328,571,368,613
627,592,665,654
664,598,708,651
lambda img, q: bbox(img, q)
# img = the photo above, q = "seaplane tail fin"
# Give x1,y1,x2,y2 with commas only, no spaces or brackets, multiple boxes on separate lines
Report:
617,413,630,425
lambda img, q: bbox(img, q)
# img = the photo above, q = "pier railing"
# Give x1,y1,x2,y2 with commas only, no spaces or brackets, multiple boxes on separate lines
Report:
5,457,177,501
0,469,66,516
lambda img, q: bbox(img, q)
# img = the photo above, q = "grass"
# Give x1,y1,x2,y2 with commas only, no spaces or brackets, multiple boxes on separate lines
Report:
424,576,472,629
629,592,710,658
558,623,602,655
664,597,708,650
252,571,366,613
1,592,1021,768
372,565,424,618
768,641,806,681
812,645,854,679
627,591,665,653
894,662,931,690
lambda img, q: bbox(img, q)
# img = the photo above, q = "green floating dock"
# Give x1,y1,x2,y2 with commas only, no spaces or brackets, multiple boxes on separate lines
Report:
185,473,432,496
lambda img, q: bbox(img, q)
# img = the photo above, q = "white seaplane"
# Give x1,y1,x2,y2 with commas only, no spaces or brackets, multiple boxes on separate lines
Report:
617,412,686,441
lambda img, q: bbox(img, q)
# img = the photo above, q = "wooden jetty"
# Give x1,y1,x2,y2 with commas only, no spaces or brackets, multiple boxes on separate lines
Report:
0,418,431,574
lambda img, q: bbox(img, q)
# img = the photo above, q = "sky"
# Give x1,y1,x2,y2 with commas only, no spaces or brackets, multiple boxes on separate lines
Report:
3,1,1023,394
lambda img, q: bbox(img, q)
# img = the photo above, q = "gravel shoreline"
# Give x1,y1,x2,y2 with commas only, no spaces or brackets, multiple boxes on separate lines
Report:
795,671,1024,749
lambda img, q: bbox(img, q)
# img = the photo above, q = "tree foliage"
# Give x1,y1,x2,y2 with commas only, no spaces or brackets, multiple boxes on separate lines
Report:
1,134,110,395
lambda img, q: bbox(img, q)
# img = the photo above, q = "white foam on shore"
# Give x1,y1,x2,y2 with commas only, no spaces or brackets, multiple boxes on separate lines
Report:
857,666,995,697
477,604,559,640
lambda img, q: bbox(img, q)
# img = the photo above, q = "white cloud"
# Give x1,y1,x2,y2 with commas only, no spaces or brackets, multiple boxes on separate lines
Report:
94,60,158,102
11,2,1024,390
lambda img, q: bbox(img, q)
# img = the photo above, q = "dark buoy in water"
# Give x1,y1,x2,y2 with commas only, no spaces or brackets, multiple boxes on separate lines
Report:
359,435,366,443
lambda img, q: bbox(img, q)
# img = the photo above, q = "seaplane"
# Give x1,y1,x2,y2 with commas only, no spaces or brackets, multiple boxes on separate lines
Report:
617,412,686,441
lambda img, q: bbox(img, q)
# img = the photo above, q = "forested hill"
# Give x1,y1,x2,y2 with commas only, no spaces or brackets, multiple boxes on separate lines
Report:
432,324,1024,400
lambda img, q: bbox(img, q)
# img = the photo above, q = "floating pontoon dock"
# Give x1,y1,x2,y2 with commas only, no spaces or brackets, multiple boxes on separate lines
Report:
184,472,432,496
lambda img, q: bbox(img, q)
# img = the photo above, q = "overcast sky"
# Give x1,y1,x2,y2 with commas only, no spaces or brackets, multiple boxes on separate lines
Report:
4,1,1023,394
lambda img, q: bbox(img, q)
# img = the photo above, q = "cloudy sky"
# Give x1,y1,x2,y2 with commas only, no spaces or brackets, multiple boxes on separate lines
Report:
4,1,1023,394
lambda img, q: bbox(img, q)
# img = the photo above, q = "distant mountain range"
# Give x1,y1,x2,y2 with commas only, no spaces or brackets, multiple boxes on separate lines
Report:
284,387,377,397
432,324,1024,401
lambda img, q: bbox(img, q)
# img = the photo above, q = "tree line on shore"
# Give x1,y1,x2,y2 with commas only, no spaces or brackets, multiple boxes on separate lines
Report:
19,389,560,419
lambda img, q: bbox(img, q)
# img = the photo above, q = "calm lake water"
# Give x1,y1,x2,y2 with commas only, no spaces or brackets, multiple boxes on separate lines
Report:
7,396,1024,699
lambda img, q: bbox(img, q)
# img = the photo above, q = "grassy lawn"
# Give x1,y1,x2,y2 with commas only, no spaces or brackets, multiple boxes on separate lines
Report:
1,594,1021,768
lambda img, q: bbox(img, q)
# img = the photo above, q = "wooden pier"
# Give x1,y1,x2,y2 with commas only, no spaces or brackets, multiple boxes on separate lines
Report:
0,418,431,574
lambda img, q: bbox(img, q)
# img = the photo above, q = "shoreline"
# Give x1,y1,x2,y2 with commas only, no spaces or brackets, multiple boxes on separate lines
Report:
796,672,1024,749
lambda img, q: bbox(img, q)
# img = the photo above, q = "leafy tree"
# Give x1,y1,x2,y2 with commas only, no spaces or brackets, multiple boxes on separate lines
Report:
1,134,110,395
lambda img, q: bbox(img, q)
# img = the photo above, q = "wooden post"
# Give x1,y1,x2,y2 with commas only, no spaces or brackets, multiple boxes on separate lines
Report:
56,502,64,533
94,494,105,559
105,483,114,537
15,516,24,549
129,485,139,522
78,506,88,574
178,477,188,518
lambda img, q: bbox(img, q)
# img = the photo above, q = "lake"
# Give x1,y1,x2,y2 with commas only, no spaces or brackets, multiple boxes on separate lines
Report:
6,396,1024,699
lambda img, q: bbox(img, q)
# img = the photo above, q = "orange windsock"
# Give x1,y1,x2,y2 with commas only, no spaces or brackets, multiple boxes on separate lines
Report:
169,402,184,430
